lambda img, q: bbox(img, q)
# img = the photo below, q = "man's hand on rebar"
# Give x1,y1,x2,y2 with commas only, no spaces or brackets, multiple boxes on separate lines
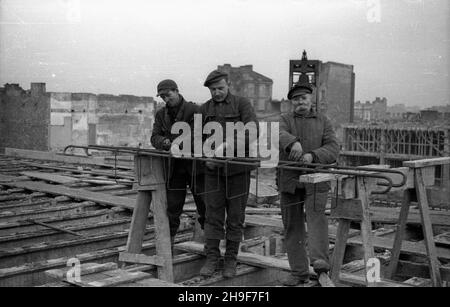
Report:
289,142,303,161
301,153,313,164
162,138,172,151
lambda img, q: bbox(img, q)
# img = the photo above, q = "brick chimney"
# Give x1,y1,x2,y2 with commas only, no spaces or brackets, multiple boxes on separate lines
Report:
31,83,46,97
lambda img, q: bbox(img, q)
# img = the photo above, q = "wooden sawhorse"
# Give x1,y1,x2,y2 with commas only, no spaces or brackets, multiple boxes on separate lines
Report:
118,155,174,282
387,157,450,287
302,158,449,287
299,171,380,287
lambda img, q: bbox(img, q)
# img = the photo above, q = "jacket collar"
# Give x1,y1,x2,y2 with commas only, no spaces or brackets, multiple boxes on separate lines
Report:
212,92,233,104
164,95,186,122
294,109,317,118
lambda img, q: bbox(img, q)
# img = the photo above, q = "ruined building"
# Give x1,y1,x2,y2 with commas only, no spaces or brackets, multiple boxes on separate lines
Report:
217,64,273,113
0,83,156,152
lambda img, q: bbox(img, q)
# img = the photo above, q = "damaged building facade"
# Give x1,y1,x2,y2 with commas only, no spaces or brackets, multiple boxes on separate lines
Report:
217,64,273,114
0,83,156,152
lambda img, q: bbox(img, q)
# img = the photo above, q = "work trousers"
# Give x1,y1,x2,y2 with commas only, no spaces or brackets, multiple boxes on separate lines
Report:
280,188,329,278
204,172,251,242
166,160,206,237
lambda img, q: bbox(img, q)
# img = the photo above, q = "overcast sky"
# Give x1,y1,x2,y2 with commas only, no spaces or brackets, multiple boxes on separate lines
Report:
0,0,448,107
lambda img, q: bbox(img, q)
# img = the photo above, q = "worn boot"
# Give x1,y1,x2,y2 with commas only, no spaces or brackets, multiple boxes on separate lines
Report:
223,240,240,278
282,274,310,286
200,239,220,277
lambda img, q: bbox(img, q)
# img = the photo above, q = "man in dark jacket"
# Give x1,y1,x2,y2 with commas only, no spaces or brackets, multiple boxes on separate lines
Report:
199,70,258,278
278,82,339,286
151,79,206,248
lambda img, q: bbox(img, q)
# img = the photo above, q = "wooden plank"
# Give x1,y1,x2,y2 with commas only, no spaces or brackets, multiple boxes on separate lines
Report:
119,252,165,266
20,172,78,184
299,173,344,184
0,228,157,269
175,241,317,275
147,156,174,282
0,180,135,210
348,206,450,227
244,214,360,240
356,177,375,286
434,232,450,247
347,233,450,261
125,155,174,282
45,262,118,279
403,157,450,168
330,219,351,283
0,174,30,182
0,209,117,236
20,162,134,179
130,277,181,287
73,270,151,287
0,192,46,202
125,192,152,253
403,277,432,287
0,219,131,249
4,148,108,167
0,188,26,195
328,201,450,227
0,233,193,287
339,272,412,287
181,264,297,287
396,261,450,282
87,185,128,192
387,189,412,279
0,202,98,224
415,168,443,286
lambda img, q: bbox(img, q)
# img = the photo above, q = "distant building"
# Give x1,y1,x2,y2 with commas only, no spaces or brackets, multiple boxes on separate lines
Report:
0,83,156,152
387,104,408,120
316,62,355,130
271,52,355,134
420,109,441,122
217,64,273,113
354,97,387,122
420,107,450,123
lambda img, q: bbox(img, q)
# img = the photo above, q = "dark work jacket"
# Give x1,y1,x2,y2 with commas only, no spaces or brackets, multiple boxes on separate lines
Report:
278,110,340,194
151,96,203,179
200,93,259,176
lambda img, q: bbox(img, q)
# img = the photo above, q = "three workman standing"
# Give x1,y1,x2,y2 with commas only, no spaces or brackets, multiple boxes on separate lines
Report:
151,71,338,284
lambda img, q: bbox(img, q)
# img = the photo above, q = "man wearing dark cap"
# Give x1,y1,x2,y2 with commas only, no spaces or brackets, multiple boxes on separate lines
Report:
199,70,258,278
151,79,206,249
278,82,339,286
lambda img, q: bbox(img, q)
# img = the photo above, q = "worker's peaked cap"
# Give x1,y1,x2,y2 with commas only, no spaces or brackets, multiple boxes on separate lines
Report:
287,83,314,100
203,70,229,87
157,79,178,96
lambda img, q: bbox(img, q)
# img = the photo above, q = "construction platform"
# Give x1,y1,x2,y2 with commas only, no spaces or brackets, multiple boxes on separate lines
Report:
0,148,449,287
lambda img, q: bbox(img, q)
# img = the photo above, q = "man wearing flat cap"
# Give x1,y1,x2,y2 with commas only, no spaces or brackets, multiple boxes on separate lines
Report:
199,70,258,278
278,81,339,286
151,79,206,250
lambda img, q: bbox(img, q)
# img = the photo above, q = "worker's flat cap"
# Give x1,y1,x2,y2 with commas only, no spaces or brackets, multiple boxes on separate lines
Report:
203,70,228,87
157,79,178,96
287,83,314,100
